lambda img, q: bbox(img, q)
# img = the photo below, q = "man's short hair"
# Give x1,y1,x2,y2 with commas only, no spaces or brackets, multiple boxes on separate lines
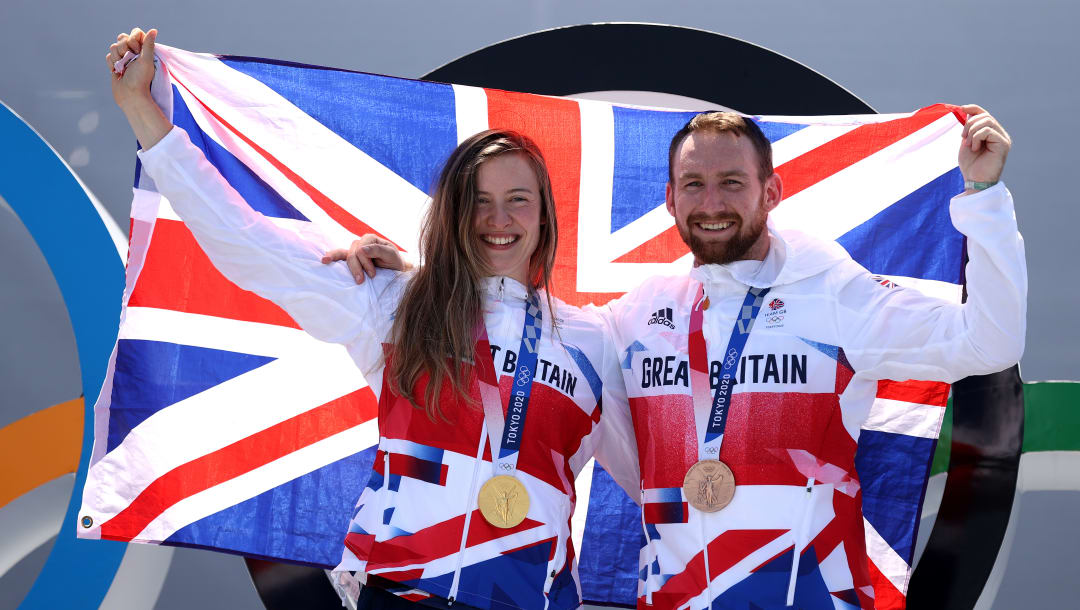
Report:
668,111,774,183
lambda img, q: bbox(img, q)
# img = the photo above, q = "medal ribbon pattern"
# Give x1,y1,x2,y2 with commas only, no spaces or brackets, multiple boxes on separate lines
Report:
688,285,772,459
474,292,544,477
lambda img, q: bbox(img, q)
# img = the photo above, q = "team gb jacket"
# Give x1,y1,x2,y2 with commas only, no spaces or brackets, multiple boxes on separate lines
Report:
137,127,640,610
600,186,1026,610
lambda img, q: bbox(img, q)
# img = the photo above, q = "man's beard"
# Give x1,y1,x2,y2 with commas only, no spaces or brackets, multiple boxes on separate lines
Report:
676,206,768,265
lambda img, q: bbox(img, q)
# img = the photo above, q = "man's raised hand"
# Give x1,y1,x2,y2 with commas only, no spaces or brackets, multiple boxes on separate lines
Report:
322,235,410,284
959,104,1011,190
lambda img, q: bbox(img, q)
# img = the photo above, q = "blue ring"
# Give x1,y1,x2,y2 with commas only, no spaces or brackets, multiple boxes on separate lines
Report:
0,101,127,608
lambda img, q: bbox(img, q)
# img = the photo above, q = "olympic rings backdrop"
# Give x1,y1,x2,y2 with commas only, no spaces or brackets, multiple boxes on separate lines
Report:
3,38,1080,605
1,100,131,609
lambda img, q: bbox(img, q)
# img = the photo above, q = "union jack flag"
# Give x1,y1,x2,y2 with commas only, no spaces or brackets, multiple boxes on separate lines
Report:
78,44,963,608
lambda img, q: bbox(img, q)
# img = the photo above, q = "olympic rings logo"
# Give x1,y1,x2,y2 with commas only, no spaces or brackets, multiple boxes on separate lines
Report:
517,366,531,385
725,348,739,368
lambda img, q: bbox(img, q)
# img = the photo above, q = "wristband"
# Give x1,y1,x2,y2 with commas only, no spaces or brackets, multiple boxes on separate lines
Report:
964,180,998,191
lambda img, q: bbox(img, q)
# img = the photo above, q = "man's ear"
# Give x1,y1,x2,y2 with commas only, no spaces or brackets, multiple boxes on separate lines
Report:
762,173,783,213
665,182,676,217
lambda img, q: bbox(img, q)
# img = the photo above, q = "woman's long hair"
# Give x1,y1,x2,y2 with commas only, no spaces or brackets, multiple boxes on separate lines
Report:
387,129,558,421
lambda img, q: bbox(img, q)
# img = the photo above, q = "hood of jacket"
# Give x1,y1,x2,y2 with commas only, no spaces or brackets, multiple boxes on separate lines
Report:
688,218,853,290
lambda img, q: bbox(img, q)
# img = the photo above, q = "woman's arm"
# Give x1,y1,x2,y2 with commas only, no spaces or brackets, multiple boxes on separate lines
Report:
109,28,398,350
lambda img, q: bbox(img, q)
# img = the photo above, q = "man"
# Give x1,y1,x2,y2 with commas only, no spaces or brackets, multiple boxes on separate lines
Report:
595,107,1024,609
335,107,1025,609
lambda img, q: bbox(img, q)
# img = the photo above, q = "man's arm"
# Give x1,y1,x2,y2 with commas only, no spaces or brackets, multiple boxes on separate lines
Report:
957,104,1010,195
840,106,1026,381
322,235,414,284
590,301,642,504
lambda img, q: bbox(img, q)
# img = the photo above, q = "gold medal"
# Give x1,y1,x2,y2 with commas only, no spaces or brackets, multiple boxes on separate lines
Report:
477,475,530,528
683,459,736,512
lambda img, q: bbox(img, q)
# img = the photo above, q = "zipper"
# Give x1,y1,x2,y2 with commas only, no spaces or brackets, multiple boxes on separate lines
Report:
543,537,561,598
786,477,816,606
640,489,655,605
543,499,570,603
380,449,392,539
448,429,488,601
699,510,713,609
449,281,527,602
382,451,390,488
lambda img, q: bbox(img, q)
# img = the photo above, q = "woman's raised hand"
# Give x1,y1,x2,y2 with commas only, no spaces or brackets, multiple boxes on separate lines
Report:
108,28,157,109
106,28,172,149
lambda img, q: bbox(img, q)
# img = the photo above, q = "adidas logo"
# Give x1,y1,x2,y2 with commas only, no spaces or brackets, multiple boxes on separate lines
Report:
647,307,676,329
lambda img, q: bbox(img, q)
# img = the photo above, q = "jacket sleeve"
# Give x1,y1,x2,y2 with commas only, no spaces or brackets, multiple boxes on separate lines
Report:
838,183,1027,382
136,126,396,357
589,299,642,504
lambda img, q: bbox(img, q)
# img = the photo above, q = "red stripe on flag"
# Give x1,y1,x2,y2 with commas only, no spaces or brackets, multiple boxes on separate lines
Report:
867,557,907,609
374,568,425,583
613,223,689,264
128,218,300,328
484,90,611,306
607,106,962,274
777,107,953,201
99,387,378,540
169,74,398,248
876,380,951,407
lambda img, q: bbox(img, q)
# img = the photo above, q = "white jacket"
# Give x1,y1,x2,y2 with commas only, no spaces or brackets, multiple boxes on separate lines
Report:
599,185,1026,609
137,127,640,609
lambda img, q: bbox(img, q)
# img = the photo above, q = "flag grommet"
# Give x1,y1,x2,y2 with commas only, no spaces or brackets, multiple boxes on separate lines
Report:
80,515,93,528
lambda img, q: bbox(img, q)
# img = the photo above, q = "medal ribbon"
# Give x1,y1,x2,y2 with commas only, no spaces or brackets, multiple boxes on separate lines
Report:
688,285,771,459
474,292,543,477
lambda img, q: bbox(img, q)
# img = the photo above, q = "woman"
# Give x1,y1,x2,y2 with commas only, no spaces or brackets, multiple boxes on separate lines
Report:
108,28,637,610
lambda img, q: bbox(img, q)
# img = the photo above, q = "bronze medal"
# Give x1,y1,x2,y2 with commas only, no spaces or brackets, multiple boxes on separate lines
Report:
477,475,530,528
683,459,736,512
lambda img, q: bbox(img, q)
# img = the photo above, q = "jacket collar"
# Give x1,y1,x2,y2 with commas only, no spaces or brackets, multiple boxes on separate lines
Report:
481,275,530,303
689,219,852,291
